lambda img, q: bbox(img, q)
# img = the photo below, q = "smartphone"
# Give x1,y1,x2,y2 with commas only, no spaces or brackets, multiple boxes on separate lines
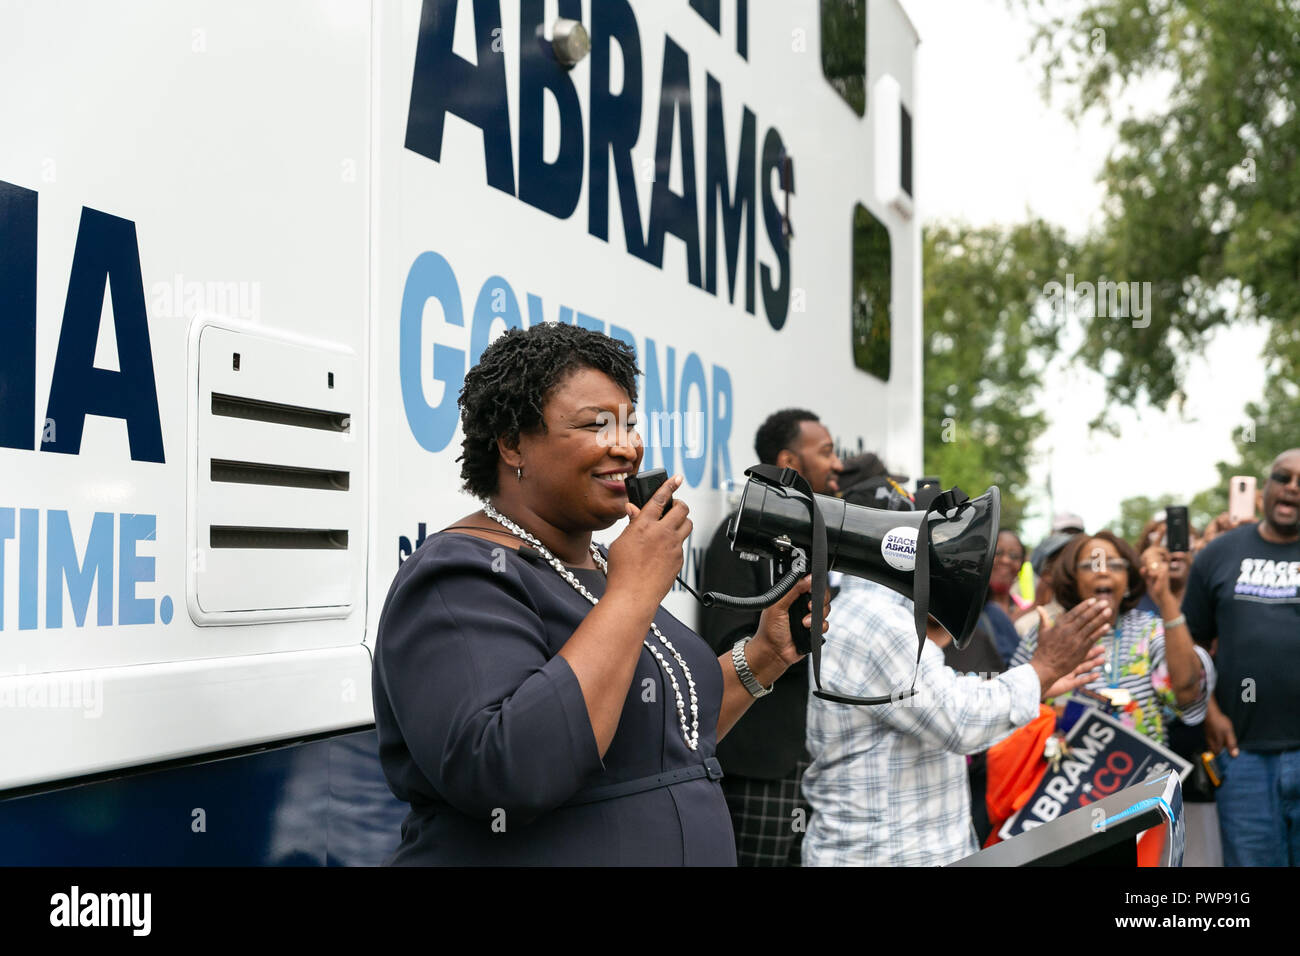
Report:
1165,505,1190,553
624,468,674,517
1229,476,1257,523
1201,751,1224,788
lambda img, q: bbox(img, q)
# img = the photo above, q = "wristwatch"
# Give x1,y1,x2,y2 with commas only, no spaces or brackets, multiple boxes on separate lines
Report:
732,636,773,699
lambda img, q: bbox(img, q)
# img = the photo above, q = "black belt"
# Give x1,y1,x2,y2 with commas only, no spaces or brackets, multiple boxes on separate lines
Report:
564,757,724,807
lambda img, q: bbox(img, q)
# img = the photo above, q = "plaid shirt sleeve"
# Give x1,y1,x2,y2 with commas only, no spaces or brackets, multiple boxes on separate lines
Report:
803,579,1043,867
819,581,1042,754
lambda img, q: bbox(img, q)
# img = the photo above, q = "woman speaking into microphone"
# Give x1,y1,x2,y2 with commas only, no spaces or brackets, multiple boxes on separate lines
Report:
371,323,819,865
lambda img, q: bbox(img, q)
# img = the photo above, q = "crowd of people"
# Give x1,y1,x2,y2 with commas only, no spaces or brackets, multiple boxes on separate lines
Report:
713,412,1298,868
369,323,1300,866
963,483,1299,868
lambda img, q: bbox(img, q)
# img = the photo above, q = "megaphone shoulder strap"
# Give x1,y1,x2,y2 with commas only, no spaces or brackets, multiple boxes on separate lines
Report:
709,464,973,708
811,487,971,707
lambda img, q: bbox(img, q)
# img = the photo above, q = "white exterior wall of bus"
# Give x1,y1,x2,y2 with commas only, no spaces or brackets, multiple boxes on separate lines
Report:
0,0,920,794
0,0,375,791
369,0,924,639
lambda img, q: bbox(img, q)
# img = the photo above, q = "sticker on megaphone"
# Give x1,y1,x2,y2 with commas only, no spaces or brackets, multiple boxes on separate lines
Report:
881,527,919,571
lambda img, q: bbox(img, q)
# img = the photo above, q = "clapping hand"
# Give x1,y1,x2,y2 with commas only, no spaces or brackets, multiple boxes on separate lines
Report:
1042,642,1106,700
1029,598,1112,701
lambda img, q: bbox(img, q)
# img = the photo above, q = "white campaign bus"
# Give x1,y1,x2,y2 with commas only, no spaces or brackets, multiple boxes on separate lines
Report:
0,0,920,863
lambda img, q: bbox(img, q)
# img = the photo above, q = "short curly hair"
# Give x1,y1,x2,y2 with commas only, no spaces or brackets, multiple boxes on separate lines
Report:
457,323,640,498
1052,530,1145,614
754,409,820,465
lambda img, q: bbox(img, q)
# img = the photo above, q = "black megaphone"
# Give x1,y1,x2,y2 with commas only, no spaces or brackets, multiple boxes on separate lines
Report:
723,473,1000,650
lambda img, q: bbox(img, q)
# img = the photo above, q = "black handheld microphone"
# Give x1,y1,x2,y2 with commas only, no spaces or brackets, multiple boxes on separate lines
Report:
624,468,675,517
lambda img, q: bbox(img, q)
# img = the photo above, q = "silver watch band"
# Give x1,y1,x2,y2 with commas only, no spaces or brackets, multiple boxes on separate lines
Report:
732,636,773,699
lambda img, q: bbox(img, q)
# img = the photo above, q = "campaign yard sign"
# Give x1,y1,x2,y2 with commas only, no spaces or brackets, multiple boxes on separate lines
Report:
999,708,1192,841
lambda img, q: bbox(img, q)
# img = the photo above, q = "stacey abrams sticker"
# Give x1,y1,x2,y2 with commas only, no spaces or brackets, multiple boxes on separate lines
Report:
881,527,918,571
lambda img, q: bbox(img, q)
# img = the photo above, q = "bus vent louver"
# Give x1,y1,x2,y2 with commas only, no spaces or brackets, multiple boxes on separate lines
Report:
189,325,362,620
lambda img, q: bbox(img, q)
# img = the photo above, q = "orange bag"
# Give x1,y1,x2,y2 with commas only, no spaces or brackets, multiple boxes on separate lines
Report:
983,704,1056,847
982,705,1167,864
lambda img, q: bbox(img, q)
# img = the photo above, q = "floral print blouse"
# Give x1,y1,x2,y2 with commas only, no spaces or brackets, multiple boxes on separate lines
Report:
1010,607,1213,747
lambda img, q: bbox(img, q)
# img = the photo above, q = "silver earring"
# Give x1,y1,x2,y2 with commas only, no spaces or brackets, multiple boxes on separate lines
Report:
517,466,523,481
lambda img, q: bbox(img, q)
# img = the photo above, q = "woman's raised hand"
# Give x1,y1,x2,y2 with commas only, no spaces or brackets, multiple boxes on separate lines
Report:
1203,510,1254,545
1139,544,1173,606
607,473,692,604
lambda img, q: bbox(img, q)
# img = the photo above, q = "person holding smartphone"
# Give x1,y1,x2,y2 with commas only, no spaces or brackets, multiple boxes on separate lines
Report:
1008,530,1210,748
1134,512,1194,617
1135,510,1222,864
1182,449,1300,866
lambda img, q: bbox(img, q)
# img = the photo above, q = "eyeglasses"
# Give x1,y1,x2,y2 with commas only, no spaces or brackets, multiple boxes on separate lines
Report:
1076,558,1130,573
1269,471,1300,488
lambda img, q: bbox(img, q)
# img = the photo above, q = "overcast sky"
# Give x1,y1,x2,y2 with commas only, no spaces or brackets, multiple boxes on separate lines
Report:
897,0,1268,542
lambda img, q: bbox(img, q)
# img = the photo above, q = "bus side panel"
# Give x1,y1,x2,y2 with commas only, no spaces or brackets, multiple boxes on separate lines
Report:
369,0,921,633
0,0,376,792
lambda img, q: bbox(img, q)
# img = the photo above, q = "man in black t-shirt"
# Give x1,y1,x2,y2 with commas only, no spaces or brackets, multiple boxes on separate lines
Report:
699,409,842,865
1182,449,1300,866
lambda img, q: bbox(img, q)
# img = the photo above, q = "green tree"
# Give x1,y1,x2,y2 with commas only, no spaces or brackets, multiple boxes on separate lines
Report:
1198,396,1294,521
1188,485,1228,532
1108,493,1178,545
820,0,867,115
1111,489,1232,542
923,220,1078,532
1021,0,1300,475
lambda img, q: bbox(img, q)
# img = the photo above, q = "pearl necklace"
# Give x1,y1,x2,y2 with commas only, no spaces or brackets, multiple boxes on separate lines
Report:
482,503,699,752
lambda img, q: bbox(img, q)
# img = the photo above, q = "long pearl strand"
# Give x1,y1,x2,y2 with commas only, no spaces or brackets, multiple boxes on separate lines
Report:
482,503,699,752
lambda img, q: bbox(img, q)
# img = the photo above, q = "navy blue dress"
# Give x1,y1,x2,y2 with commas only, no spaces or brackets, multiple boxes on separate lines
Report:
372,532,737,865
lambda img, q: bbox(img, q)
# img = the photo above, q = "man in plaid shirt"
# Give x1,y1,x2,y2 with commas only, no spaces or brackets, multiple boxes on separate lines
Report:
802,554,1111,866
